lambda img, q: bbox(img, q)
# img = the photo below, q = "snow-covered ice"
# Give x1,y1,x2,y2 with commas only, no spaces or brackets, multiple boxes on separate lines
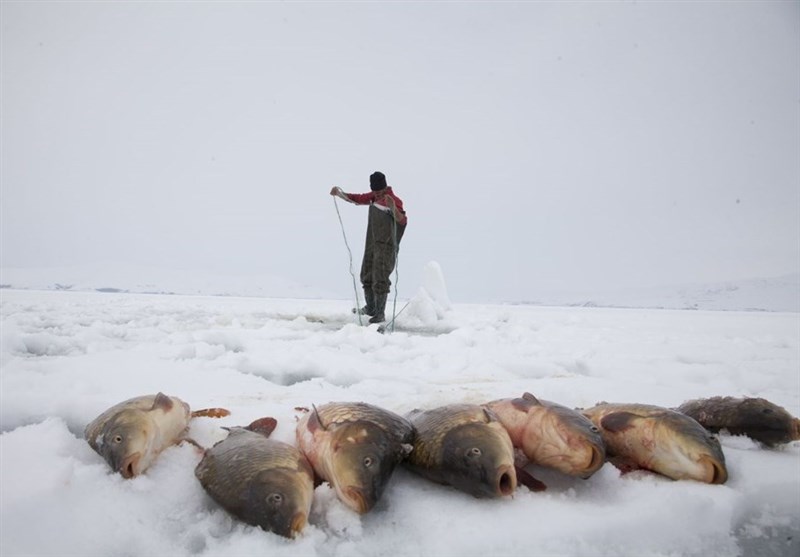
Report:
2,263,797,312
1,286,798,556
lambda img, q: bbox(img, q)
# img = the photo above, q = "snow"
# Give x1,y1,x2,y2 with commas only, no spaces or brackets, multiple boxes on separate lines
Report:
0,262,336,300
1,276,799,556
2,262,797,312
527,274,800,313
422,261,452,311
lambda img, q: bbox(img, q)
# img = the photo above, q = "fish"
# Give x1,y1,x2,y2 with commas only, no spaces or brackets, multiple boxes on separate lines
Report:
85,392,193,478
676,396,800,447
486,392,606,478
404,403,517,498
295,402,415,514
195,417,314,538
582,402,728,484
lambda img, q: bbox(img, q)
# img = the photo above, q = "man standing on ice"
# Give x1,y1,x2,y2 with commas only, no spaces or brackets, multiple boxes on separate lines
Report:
330,171,407,324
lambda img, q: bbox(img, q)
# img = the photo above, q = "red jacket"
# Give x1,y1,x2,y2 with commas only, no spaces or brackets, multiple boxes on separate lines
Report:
346,187,407,225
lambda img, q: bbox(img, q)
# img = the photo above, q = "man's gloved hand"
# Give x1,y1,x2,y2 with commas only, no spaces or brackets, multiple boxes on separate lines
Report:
329,186,343,196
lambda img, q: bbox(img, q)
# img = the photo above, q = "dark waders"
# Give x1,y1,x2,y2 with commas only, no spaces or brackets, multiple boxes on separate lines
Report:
360,205,405,323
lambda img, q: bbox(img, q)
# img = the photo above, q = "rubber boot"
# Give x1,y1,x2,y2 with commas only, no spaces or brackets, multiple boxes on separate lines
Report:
353,288,376,316
369,293,388,324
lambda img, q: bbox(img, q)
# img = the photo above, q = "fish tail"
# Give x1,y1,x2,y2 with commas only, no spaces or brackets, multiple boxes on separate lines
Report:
191,408,231,418
246,417,278,438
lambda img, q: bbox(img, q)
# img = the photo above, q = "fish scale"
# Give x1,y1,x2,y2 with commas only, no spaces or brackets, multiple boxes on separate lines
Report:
405,404,494,466
404,403,517,498
296,401,414,514
200,429,309,477
676,396,800,447
486,393,606,479
85,394,188,445
84,393,191,478
313,402,414,438
582,402,728,484
195,425,314,538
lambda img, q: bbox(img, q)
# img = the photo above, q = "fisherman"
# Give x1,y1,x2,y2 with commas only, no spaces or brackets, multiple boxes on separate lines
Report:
330,171,407,323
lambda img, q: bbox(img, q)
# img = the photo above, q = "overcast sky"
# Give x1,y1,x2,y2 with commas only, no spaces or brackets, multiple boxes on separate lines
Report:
2,1,798,303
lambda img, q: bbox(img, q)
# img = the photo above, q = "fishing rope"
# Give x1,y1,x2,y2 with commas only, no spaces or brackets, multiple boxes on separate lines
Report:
333,191,403,332
379,295,412,334
387,214,400,333
333,196,364,326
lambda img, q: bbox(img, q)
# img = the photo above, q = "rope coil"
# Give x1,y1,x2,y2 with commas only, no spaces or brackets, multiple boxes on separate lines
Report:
332,196,364,326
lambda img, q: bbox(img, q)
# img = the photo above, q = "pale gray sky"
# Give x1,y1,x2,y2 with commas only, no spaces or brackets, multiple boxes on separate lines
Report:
2,1,798,303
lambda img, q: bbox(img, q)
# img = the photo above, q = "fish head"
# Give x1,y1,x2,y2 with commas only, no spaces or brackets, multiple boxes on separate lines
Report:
328,421,405,514
735,398,800,446
793,418,800,442
440,422,517,498
97,409,154,478
243,468,314,538
654,412,728,484
535,405,606,478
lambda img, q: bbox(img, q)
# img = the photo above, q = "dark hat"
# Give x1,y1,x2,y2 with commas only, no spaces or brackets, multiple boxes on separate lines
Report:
369,171,387,191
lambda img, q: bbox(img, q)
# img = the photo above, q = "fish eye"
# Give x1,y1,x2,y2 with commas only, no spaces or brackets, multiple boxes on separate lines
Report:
267,493,283,505
467,447,482,458
590,426,600,433
113,435,123,443
363,456,374,468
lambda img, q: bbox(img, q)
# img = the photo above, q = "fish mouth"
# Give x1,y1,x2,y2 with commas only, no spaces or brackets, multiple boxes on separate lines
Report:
700,455,728,485
290,512,307,537
584,445,605,477
342,486,372,514
496,464,516,496
119,452,142,479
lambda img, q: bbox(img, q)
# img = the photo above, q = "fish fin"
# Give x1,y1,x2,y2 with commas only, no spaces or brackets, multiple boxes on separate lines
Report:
515,465,547,492
522,392,542,404
404,409,422,424
246,417,278,438
179,437,206,452
191,407,231,418
152,392,174,412
608,456,643,475
482,407,499,423
511,393,540,411
600,412,640,433
399,443,414,459
312,404,327,431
